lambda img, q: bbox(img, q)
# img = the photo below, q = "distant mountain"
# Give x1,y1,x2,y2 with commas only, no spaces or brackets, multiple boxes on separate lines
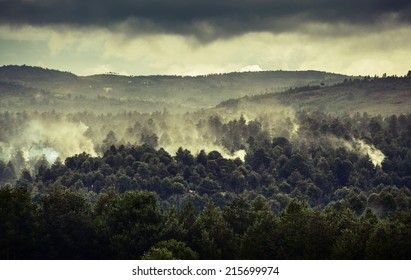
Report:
0,65,350,113
217,76,411,116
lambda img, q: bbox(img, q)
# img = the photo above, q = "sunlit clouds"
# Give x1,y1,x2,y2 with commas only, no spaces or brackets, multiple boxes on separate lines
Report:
1,0,411,76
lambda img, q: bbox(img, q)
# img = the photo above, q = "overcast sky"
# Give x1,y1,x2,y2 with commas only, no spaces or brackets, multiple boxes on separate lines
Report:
1,0,410,76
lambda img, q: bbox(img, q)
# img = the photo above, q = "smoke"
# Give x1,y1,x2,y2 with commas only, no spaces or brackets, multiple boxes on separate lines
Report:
144,115,245,160
290,122,300,137
23,119,96,159
28,146,59,163
2,98,386,180
224,149,247,161
79,121,89,132
340,138,385,167
323,135,385,167
0,118,97,172
150,100,296,159
353,139,385,167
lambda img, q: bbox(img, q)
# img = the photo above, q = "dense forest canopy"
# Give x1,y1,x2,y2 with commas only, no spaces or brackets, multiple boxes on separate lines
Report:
1,66,411,260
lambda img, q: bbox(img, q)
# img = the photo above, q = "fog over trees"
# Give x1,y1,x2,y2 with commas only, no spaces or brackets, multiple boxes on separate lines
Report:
1,66,411,259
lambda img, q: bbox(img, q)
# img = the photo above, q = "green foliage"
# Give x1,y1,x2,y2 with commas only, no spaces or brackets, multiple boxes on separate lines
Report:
1,110,411,259
95,191,163,259
241,201,279,259
41,188,98,259
0,186,40,259
191,202,235,259
142,239,198,260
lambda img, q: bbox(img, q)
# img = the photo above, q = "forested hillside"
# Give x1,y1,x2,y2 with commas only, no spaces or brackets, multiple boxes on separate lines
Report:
1,65,411,260
1,109,411,259
0,65,348,112
2,0,411,267
219,75,411,116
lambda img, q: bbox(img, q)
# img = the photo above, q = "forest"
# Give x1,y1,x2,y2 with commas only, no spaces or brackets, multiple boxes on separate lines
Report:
1,106,411,259
2,0,411,268
0,65,348,113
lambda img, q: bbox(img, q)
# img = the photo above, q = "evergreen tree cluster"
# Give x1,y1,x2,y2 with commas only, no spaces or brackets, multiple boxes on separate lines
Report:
1,111,411,259
1,186,410,260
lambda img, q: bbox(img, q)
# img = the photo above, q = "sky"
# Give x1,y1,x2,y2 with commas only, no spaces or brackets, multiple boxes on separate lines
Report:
0,0,410,76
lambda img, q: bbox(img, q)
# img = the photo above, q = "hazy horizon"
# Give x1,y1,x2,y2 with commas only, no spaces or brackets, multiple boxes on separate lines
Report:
1,1,411,77
1,63,361,77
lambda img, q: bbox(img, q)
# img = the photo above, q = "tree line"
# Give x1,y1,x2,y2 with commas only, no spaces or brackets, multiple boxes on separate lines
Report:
1,111,411,259
1,186,410,259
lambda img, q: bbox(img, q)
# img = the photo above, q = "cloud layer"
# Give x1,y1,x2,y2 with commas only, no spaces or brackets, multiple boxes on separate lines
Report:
1,1,410,76
1,0,410,40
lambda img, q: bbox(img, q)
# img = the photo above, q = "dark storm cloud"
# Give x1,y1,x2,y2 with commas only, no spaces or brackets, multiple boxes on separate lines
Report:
1,0,410,40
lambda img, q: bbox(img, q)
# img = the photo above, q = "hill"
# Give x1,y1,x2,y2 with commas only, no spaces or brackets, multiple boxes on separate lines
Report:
0,65,349,113
217,76,411,116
